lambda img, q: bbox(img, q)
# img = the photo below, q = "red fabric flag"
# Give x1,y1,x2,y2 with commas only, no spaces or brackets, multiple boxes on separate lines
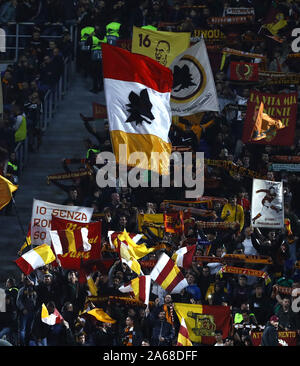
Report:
229,61,259,81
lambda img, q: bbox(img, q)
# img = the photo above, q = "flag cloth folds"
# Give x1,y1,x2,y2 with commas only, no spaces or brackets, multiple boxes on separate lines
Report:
41,303,64,325
102,43,173,176
108,230,143,251
49,219,102,257
174,303,232,345
172,244,196,269
150,253,188,293
119,275,151,305
108,229,155,259
137,213,164,238
50,228,92,255
119,241,143,275
85,308,116,323
131,26,190,68
0,175,18,210
170,40,220,116
177,317,193,346
15,244,56,275
250,102,285,141
87,275,98,296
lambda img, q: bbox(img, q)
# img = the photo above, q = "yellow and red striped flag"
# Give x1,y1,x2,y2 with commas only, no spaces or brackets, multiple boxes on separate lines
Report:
119,275,151,305
15,244,56,275
171,244,196,269
177,317,193,346
150,253,188,293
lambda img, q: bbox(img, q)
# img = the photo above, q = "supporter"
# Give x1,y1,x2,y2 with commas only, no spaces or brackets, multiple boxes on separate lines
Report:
249,283,273,326
221,194,245,232
16,276,37,346
149,310,175,346
261,315,279,346
184,272,202,303
230,275,252,309
93,321,116,346
214,330,224,346
233,309,258,345
208,280,230,306
274,295,298,331
196,265,214,304
35,271,64,311
119,315,143,346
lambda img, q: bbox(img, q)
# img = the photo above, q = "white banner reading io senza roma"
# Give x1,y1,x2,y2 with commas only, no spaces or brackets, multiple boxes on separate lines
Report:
251,179,284,229
31,199,94,246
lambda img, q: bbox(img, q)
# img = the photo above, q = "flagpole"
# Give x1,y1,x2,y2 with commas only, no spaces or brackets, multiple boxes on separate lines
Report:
11,196,32,251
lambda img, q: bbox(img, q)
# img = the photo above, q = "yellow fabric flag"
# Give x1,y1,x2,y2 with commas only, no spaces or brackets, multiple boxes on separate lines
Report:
138,213,164,238
87,275,98,296
131,26,190,68
0,175,18,210
119,242,142,275
87,308,116,323
118,229,155,260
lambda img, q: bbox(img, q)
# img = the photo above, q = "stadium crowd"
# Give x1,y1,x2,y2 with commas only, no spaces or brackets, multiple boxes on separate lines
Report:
0,0,300,347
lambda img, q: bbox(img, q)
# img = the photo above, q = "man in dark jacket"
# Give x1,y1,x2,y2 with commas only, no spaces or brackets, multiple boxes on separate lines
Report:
261,315,279,346
150,310,175,346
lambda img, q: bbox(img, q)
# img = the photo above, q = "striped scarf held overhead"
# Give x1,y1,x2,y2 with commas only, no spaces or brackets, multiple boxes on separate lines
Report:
123,326,134,346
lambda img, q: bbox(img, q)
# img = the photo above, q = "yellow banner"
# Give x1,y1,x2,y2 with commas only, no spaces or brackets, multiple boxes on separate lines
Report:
138,213,164,238
131,26,190,68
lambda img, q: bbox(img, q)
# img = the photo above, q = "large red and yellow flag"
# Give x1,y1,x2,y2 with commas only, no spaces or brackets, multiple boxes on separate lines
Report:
250,102,285,142
0,175,18,210
174,303,232,345
102,43,173,175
